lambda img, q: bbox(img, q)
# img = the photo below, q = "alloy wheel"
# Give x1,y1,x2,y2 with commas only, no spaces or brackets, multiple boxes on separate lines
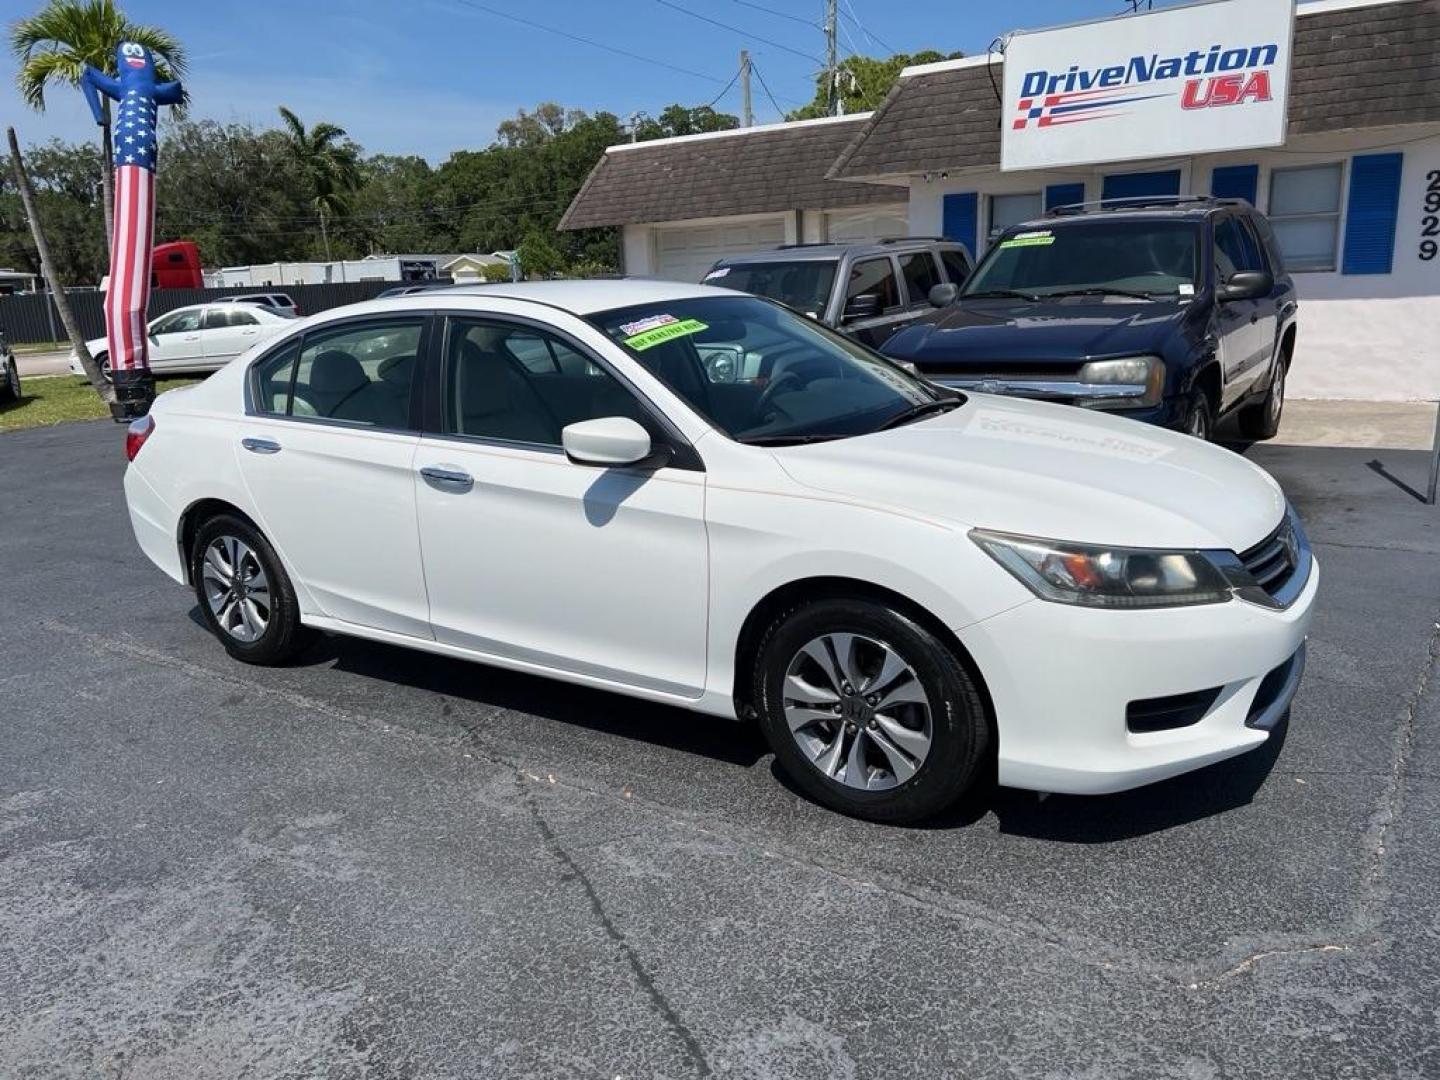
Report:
1269,364,1286,424
782,632,933,791
201,536,271,643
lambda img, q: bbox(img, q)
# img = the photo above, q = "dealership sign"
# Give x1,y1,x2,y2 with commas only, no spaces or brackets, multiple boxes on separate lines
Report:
1001,0,1295,172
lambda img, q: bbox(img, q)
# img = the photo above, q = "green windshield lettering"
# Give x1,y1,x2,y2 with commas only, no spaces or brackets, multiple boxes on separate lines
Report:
624,318,709,351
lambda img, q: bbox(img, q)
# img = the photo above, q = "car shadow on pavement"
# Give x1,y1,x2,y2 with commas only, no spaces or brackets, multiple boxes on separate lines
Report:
280,620,772,770
987,715,1290,843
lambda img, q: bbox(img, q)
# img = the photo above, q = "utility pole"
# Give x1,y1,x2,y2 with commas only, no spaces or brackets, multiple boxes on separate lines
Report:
824,0,840,115
740,50,754,127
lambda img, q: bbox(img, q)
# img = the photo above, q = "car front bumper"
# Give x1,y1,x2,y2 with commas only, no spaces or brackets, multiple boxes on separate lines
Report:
957,554,1319,795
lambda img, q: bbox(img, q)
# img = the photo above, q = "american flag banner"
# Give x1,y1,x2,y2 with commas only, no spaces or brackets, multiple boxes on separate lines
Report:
104,164,157,373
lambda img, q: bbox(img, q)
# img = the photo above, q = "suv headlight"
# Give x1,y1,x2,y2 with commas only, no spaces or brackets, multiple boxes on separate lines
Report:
1076,355,1164,408
971,529,1232,608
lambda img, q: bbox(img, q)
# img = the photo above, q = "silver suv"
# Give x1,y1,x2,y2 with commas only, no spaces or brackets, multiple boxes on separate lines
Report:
705,237,974,350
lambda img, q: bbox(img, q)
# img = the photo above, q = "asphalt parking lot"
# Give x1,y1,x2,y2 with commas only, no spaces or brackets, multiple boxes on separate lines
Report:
2,419,1437,1079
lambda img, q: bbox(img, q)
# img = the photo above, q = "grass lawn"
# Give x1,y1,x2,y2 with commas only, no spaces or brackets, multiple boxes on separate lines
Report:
10,340,68,354
0,375,203,433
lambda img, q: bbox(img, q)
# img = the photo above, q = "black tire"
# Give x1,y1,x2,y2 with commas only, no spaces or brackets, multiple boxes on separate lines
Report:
753,598,990,824
95,352,111,381
1182,388,1214,442
1238,356,1286,441
0,357,18,403
190,513,312,665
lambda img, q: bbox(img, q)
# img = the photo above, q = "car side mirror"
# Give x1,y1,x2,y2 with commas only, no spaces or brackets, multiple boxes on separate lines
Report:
562,416,663,468
842,294,882,322
1218,270,1273,302
928,283,960,308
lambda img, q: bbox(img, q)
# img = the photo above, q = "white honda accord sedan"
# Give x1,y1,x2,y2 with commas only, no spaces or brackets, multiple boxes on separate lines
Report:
121,280,1316,822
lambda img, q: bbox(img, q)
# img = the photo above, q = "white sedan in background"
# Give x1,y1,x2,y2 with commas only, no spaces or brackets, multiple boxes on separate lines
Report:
120,280,1316,823
69,302,293,377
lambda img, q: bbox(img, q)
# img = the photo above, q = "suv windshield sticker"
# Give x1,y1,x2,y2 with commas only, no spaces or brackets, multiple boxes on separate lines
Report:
704,267,730,279
618,314,678,337
1178,283,1195,297
623,317,710,352
1000,231,1055,250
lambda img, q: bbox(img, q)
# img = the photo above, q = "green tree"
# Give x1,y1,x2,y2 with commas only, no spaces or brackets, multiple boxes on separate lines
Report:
787,51,963,120
9,0,185,250
276,106,361,262
634,104,738,141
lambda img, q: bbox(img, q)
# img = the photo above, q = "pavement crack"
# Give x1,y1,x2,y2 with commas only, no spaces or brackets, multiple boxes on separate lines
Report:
1192,938,1379,989
514,776,714,1079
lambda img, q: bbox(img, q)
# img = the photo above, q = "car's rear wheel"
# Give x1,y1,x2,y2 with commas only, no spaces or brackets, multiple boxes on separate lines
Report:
191,514,311,665
1182,388,1213,441
0,357,19,403
1239,357,1286,440
753,598,990,824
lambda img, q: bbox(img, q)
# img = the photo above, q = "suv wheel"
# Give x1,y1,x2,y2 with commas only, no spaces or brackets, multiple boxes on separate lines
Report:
1182,389,1213,442
1239,358,1286,441
191,514,312,665
753,598,990,823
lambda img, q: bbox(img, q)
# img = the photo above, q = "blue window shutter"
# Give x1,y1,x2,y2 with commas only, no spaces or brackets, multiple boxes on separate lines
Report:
1101,170,1181,204
1343,153,1404,275
942,193,978,259
1211,164,1259,205
1045,183,1085,212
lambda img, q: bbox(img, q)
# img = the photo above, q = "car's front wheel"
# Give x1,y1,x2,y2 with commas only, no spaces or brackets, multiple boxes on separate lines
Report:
1182,388,1214,441
753,598,990,823
191,514,311,665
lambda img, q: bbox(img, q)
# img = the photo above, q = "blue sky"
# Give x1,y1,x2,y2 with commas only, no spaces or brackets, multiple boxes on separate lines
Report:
1,0,1190,161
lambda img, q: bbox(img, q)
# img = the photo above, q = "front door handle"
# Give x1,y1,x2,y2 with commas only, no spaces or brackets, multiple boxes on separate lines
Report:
242,437,281,454
420,464,473,490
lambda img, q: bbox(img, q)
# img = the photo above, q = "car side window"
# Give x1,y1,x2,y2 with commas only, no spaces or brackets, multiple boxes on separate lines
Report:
285,319,423,427
899,253,943,305
202,308,229,330
445,318,647,447
1249,214,1286,274
939,248,971,285
1214,218,1250,282
228,308,260,327
253,340,301,415
845,258,901,313
1239,216,1271,275
154,309,201,335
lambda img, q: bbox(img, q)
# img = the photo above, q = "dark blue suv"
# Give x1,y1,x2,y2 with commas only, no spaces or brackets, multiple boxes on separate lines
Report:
882,197,1297,441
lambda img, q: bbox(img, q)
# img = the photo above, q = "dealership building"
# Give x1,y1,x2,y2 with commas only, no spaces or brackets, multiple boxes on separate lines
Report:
561,0,1440,401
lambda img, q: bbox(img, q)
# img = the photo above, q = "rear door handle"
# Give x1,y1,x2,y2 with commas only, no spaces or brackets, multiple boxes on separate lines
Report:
420,465,473,490
242,437,281,454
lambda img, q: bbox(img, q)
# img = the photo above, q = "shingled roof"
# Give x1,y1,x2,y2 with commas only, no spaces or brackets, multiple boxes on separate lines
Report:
829,0,1440,181
559,115,901,231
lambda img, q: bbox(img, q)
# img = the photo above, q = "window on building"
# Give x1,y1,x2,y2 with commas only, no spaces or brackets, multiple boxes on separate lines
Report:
989,192,1044,240
898,253,943,305
1267,164,1343,272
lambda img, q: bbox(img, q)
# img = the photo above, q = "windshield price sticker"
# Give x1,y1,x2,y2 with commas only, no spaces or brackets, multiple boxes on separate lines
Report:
704,267,730,279
1000,231,1055,250
623,317,710,352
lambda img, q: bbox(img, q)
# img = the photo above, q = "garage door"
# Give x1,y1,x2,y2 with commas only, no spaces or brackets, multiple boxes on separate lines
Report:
653,219,787,283
824,205,909,244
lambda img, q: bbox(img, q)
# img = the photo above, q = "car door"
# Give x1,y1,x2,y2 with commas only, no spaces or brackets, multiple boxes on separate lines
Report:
234,315,433,637
412,313,709,697
1211,216,1266,410
206,306,265,365
146,307,205,370
1239,214,1282,381
836,256,908,348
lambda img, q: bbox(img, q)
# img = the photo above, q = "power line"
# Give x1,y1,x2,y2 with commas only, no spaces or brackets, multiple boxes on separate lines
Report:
652,0,824,64
444,0,726,84
839,0,894,54
728,0,816,28
748,61,789,121
703,62,744,109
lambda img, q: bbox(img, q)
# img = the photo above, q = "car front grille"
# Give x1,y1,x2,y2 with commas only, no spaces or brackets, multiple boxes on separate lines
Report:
1239,517,1300,600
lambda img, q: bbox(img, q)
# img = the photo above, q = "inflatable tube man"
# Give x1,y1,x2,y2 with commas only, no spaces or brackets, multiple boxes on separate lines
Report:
81,41,182,419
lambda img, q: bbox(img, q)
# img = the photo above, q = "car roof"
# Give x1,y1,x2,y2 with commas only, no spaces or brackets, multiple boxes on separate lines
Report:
371,278,731,315
712,239,958,266
1013,197,1254,232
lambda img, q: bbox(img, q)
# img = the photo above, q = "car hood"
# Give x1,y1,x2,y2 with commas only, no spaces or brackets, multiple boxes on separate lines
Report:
888,297,1189,366
770,394,1284,553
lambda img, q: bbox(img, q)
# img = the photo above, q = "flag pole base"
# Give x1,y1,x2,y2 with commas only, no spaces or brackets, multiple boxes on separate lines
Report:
109,368,155,423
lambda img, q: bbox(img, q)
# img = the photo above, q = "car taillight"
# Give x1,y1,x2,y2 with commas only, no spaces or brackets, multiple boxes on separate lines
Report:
126,414,154,461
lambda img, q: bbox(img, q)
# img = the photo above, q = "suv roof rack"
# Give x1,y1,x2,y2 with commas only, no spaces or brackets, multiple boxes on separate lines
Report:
773,242,838,249
1046,195,1248,217
877,235,948,244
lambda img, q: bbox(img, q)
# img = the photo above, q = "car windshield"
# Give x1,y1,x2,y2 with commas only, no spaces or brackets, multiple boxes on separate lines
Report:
964,219,1200,299
589,295,950,445
703,260,838,319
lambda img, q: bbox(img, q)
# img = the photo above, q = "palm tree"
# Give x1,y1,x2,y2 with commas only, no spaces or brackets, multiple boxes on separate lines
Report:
9,0,185,253
277,106,360,263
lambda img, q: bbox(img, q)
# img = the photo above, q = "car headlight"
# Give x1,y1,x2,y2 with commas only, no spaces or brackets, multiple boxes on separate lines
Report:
1076,355,1164,408
970,529,1232,608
